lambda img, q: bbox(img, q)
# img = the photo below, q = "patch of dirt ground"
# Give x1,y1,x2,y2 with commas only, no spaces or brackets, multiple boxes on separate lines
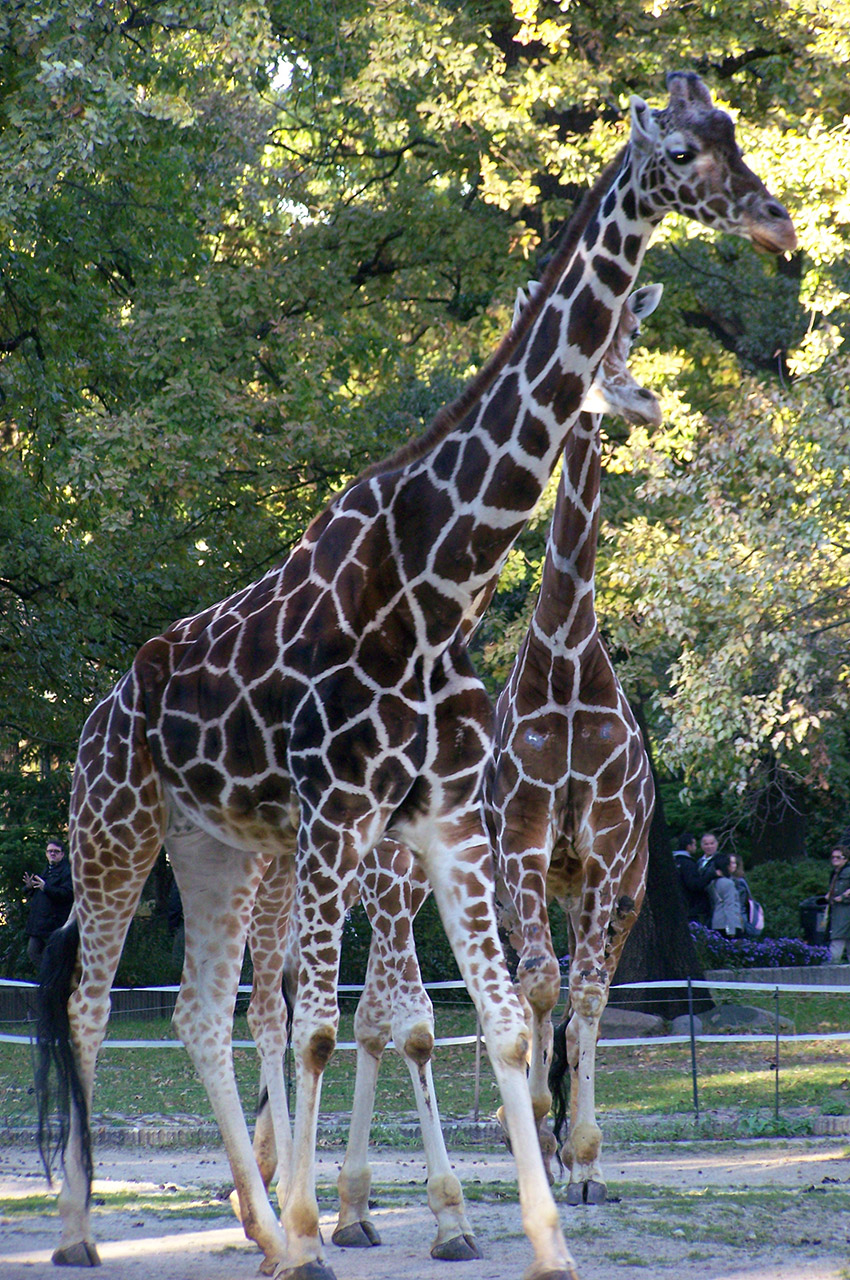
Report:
2,1139,849,1280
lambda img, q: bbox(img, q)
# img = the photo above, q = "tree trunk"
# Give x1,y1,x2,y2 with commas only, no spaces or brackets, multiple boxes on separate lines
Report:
749,759,807,864
608,701,713,1020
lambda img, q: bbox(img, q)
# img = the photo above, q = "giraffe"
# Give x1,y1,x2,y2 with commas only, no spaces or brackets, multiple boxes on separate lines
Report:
35,71,795,1280
486,287,664,1207
233,283,664,1264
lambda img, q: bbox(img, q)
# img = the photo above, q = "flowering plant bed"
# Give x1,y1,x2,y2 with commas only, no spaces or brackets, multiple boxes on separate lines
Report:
689,923,831,971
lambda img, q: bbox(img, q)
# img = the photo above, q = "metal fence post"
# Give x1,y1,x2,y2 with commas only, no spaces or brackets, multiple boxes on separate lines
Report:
774,985,780,1122
473,1015,482,1123
688,976,699,1120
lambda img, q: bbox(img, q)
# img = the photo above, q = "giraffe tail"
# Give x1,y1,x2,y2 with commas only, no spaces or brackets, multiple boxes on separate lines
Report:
547,1014,570,1147
34,914,93,1198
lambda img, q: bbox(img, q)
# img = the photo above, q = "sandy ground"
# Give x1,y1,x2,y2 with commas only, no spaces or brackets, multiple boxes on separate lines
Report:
2,1139,850,1280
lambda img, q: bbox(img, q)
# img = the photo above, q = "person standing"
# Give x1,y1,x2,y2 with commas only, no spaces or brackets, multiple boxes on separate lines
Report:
699,831,719,866
673,831,718,926
728,853,764,937
24,837,73,969
826,846,850,963
706,849,744,938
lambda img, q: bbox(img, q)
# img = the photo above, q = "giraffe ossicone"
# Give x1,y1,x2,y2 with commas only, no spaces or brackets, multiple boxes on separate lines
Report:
36,71,794,1280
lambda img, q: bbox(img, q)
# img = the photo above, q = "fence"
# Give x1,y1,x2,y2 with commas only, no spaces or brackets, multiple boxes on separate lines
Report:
3,973,850,1125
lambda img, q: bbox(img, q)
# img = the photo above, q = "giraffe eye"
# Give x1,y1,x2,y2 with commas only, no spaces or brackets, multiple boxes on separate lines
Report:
669,146,696,165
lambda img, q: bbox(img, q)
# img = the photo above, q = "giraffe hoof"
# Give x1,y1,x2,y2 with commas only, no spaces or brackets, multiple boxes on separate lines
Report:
431,1232,482,1261
52,1241,101,1266
585,1179,607,1205
274,1264,337,1280
332,1220,381,1248
530,1270,580,1280
565,1179,606,1206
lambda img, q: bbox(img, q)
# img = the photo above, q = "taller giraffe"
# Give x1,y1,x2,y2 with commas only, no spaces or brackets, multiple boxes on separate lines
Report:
232,283,667,1267
37,72,794,1280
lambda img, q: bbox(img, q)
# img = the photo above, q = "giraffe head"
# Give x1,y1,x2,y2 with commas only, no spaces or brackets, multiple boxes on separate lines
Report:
583,283,663,427
630,71,797,254
514,281,663,427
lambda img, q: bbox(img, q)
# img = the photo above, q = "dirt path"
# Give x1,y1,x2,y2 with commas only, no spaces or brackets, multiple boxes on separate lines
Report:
2,1139,849,1279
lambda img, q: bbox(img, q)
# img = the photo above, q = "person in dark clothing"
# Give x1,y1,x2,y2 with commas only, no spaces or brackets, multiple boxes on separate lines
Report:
672,831,721,926
24,837,73,968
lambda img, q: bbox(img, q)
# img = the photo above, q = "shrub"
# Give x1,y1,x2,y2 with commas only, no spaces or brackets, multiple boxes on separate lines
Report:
689,922,831,970
745,859,831,940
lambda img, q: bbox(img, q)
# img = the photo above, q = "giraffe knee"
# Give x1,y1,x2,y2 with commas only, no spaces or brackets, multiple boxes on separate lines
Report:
570,981,606,1022
517,950,561,1015
305,1025,336,1071
402,1021,434,1065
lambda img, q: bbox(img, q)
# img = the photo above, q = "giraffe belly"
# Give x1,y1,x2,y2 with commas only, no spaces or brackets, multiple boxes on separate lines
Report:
162,778,297,857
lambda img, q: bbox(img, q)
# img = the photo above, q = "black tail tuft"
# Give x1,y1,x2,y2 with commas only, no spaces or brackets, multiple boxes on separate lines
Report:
34,918,93,1198
548,1015,570,1145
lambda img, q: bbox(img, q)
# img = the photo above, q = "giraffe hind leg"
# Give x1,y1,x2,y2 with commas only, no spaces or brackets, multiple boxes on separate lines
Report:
168,835,288,1274
44,808,162,1268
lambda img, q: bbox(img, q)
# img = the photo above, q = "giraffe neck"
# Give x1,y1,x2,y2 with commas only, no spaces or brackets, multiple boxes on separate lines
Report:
390,148,651,640
532,411,602,645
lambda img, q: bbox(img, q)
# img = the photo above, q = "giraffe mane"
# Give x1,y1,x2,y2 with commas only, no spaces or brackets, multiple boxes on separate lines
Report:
338,147,628,495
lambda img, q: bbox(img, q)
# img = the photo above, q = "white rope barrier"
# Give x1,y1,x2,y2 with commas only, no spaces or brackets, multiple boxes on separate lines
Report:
2,975,849,1049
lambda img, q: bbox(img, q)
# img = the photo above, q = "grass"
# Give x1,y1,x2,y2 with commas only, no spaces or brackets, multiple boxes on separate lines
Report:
2,990,849,1136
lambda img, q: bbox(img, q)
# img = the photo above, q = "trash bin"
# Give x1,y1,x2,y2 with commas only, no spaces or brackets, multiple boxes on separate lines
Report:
799,895,829,946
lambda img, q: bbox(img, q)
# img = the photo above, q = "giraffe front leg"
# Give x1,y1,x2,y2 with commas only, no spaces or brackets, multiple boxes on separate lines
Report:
332,1041,383,1247
528,999,560,1184
495,853,563,1182
406,1055,480,1261
419,830,579,1280
274,836,365,1280
560,854,647,1207
561,985,606,1206
349,837,479,1261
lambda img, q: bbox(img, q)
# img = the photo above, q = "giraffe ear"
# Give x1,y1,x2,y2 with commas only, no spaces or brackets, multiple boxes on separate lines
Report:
665,71,714,111
629,95,658,153
629,283,664,320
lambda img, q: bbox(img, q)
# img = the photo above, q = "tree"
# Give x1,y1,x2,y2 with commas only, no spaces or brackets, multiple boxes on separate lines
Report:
608,703,712,1020
3,0,850,973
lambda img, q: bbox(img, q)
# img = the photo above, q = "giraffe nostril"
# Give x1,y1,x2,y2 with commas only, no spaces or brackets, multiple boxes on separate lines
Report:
637,389,654,399
765,200,790,221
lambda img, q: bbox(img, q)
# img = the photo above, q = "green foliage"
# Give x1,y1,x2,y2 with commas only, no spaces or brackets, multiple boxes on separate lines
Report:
0,761,70,976
747,857,832,941
2,0,850,967
113,916,180,989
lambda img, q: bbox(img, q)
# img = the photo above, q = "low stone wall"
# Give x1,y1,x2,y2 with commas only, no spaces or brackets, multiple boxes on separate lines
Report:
705,964,850,986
